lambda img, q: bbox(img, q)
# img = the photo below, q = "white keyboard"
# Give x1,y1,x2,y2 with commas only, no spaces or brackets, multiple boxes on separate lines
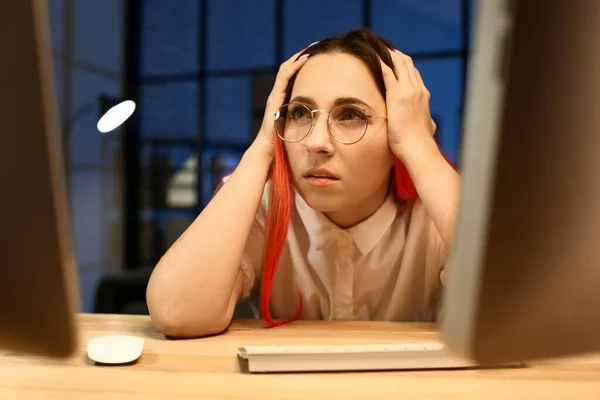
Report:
237,343,517,373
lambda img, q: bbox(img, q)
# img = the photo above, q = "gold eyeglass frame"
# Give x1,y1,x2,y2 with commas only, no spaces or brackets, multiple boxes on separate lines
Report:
273,102,386,145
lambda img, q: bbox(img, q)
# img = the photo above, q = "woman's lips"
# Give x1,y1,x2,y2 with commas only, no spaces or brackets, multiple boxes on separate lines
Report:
304,174,339,187
303,168,339,187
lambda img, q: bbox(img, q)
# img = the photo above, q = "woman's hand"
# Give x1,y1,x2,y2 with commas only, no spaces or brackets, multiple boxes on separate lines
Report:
380,49,438,163
252,45,314,160
381,49,460,250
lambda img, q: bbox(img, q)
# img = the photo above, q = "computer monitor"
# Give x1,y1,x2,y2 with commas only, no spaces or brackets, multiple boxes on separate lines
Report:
442,0,600,363
0,0,80,357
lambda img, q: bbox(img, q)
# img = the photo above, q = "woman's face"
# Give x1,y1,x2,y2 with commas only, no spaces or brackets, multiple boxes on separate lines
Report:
283,52,394,226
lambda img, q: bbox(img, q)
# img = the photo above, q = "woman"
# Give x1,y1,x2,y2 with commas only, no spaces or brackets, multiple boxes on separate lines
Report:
146,28,460,337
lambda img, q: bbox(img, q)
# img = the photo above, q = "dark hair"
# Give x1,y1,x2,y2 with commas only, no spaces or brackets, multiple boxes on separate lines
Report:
284,28,397,104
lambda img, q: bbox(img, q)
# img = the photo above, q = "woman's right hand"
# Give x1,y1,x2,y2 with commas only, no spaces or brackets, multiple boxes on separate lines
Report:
252,46,314,160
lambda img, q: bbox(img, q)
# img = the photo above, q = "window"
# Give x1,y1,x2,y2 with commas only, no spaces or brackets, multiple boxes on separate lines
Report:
415,57,464,163
141,0,200,76
206,77,251,144
207,0,276,71
139,81,199,137
284,0,363,59
372,0,462,54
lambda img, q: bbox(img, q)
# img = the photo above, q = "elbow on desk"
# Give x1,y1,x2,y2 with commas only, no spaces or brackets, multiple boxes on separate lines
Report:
148,300,231,338
146,286,231,338
145,264,233,337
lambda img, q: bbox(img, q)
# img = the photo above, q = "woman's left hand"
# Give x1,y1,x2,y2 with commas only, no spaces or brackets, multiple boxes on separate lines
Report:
380,49,437,162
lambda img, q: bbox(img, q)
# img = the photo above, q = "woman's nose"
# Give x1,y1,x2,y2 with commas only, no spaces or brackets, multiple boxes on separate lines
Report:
305,111,334,154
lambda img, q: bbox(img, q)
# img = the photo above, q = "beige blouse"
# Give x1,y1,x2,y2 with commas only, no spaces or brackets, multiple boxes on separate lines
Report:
239,182,448,322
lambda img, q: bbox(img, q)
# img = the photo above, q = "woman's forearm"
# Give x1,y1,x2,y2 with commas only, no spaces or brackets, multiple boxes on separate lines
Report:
146,138,272,337
399,135,461,249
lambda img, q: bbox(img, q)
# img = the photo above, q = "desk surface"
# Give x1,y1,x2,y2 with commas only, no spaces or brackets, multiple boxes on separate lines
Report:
1,314,600,399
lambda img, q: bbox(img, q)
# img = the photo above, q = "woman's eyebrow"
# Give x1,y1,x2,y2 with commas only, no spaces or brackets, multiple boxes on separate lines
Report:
290,96,317,107
333,97,370,109
290,96,371,109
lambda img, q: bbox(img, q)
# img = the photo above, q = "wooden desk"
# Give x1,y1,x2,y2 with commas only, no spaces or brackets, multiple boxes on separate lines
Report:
1,314,599,399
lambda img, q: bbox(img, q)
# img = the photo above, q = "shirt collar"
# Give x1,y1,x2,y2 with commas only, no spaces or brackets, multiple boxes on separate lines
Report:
294,190,399,255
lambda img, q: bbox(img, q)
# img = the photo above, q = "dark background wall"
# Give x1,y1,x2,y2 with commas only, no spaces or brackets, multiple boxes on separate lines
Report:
49,0,125,313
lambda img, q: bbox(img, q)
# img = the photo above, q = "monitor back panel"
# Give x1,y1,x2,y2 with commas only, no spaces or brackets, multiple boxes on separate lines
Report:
443,0,600,363
0,0,79,357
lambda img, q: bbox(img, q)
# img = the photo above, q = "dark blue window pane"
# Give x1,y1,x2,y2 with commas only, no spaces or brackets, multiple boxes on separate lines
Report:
372,0,462,53
200,150,243,206
284,0,362,59
206,77,251,144
139,142,194,171
415,57,464,163
141,0,200,76
139,82,199,137
169,146,196,171
139,143,195,210
207,0,275,71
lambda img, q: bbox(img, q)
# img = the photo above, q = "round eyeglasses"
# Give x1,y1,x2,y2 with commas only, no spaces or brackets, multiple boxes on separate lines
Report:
274,102,384,145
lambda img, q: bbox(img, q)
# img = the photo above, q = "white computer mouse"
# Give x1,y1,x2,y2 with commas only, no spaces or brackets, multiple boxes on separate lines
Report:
87,335,144,365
